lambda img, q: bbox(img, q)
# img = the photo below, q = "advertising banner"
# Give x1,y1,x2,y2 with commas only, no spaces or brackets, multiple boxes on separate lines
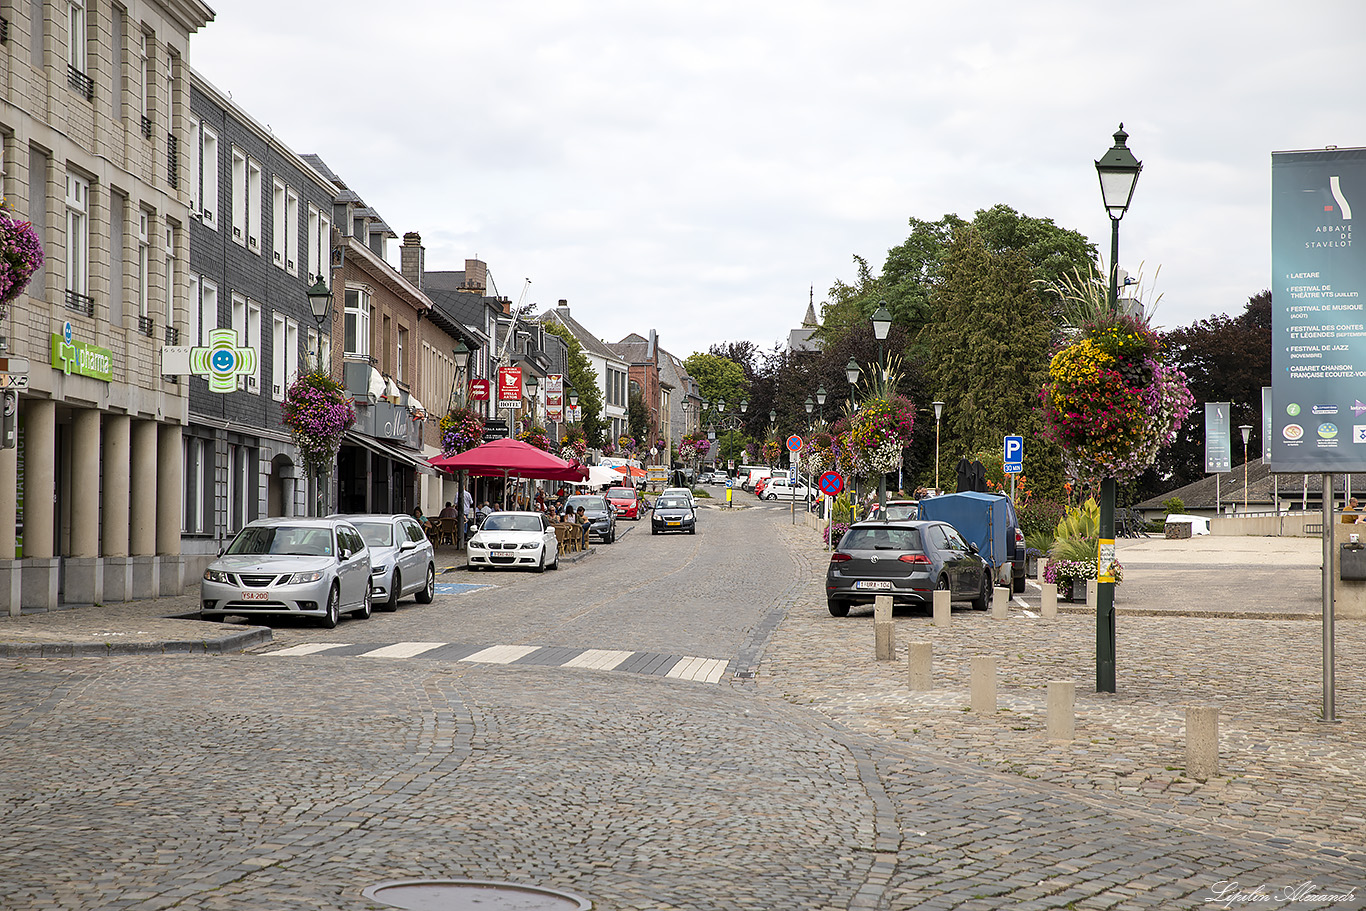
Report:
497,365,522,403
1270,147,1365,471
1205,402,1232,474
469,378,490,401
545,373,564,421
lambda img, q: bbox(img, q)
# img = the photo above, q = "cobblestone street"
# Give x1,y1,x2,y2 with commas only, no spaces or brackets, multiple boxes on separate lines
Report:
1,501,1363,909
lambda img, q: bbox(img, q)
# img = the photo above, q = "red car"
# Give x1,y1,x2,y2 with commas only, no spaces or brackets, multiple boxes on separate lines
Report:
606,486,640,520
754,476,772,497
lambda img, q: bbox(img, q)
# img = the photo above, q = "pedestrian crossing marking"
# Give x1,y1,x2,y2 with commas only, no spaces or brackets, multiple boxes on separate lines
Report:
460,644,542,664
561,648,633,670
666,656,729,683
359,641,446,659
266,643,351,657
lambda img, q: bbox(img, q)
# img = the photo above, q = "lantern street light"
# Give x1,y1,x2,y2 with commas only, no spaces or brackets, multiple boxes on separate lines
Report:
306,277,333,371
804,396,814,416
845,357,861,390
1239,424,1253,514
932,400,945,492
816,384,827,424
526,373,539,425
1092,123,1142,695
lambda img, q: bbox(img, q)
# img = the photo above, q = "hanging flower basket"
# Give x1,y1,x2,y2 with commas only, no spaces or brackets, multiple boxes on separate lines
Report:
439,407,485,455
680,433,710,463
560,424,589,460
0,210,45,322
281,369,356,479
847,395,915,478
1040,312,1193,480
517,424,551,452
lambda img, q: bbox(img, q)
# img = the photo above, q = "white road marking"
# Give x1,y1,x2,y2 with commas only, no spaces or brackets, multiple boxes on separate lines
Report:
666,656,729,683
265,643,351,656
460,644,542,664
561,648,633,670
359,641,447,659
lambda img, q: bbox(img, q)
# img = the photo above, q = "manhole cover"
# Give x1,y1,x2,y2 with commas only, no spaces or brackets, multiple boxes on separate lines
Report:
362,879,592,911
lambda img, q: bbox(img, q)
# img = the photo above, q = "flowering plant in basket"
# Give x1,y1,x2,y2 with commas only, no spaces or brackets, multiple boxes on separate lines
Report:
281,369,356,478
560,425,588,460
0,207,45,321
439,407,485,455
847,395,915,478
680,432,710,463
517,424,551,451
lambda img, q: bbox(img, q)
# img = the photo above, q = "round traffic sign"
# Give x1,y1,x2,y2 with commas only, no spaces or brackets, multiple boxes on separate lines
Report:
787,434,803,452
818,471,844,496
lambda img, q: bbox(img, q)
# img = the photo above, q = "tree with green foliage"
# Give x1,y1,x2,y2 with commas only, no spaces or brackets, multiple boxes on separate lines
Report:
683,352,749,406
543,321,607,447
627,385,652,443
921,226,1066,498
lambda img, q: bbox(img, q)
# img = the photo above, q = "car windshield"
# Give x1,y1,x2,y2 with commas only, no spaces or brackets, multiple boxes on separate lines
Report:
227,525,334,557
352,521,395,547
843,527,921,551
883,505,918,521
482,515,543,533
607,488,635,499
566,496,607,511
663,489,689,498
657,497,688,509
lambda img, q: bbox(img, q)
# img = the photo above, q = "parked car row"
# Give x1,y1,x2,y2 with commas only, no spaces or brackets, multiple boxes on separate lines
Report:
200,513,436,628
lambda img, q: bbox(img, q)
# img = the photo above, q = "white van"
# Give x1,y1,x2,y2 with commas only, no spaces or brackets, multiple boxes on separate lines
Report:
738,466,773,491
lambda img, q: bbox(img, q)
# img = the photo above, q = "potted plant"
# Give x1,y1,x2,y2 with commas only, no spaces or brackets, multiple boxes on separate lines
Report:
0,206,45,322
281,369,356,482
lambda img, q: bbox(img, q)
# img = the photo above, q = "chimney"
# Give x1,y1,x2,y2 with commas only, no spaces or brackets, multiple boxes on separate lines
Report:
400,232,424,289
464,258,487,292
556,299,569,317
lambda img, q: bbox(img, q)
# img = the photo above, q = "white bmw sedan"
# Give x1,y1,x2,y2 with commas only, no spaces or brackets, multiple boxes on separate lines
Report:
467,511,560,572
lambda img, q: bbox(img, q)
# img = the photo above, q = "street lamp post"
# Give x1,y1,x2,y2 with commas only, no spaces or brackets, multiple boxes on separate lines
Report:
306,278,333,516
1093,123,1143,694
871,304,893,513
932,400,944,492
1240,424,1253,514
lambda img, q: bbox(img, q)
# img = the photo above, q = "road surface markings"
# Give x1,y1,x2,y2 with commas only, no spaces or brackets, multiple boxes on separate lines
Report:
359,641,447,659
460,644,542,664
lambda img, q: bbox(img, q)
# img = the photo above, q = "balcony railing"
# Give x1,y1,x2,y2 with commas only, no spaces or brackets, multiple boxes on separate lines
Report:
1,17,10,44
166,134,178,188
65,289,94,316
137,315,155,338
164,325,180,345
67,65,93,102
140,115,152,140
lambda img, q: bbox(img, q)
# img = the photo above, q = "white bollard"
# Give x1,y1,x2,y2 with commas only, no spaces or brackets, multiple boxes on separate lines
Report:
1086,579,1098,610
907,641,933,690
875,620,896,661
970,655,997,713
992,586,1010,618
1041,582,1058,619
1046,680,1075,740
1186,705,1220,780
874,594,893,622
932,589,951,628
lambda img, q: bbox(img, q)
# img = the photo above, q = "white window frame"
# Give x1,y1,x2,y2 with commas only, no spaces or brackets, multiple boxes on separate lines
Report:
285,319,299,391
307,204,320,283
271,179,285,267
68,0,87,74
246,159,262,252
65,173,90,297
201,125,218,230
188,273,200,347
285,187,299,276
307,326,331,373
139,32,151,121
188,116,200,214
165,224,176,332
397,325,407,380
231,292,247,390
230,148,246,245
137,210,150,318
247,299,262,393
272,313,286,400
343,287,371,358
200,279,218,345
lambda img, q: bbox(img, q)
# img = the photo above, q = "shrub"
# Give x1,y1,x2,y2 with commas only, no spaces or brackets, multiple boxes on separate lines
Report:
1162,496,1185,515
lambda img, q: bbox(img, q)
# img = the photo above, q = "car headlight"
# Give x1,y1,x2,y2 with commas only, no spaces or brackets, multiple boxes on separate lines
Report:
203,569,232,584
520,542,538,549
371,564,388,576
468,540,485,549
287,570,325,584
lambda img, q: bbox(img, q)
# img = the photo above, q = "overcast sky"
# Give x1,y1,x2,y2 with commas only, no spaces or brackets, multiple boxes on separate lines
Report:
193,1,1366,359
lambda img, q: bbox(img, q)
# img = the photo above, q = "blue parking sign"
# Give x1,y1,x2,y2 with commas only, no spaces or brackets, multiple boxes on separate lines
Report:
1003,435,1024,474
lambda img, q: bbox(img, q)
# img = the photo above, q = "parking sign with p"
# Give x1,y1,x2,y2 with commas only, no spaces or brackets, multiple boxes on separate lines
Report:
1004,435,1023,474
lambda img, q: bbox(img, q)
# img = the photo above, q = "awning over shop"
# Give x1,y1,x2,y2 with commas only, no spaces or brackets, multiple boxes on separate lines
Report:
343,431,438,475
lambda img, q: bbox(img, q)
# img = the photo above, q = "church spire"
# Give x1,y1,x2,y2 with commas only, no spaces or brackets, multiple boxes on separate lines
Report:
802,284,818,327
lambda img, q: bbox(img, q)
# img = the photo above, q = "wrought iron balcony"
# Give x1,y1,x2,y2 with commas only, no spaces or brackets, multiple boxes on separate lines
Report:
64,289,94,316
137,315,155,338
67,65,93,102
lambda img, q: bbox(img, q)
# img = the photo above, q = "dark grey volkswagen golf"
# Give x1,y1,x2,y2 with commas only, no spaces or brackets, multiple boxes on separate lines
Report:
825,519,990,617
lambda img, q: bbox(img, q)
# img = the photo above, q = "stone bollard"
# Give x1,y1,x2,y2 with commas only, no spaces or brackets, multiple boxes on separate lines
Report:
907,641,933,690
1046,680,1075,740
1041,583,1057,619
875,620,896,661
932,589,951,628
992,586,1010,618
1086,579,1098,610
874,594,893,622
1186,705,1220,780
970,655,997,713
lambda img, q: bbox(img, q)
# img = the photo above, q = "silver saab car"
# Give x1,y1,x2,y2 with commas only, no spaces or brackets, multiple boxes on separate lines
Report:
336,514,437,611
200,517,372,628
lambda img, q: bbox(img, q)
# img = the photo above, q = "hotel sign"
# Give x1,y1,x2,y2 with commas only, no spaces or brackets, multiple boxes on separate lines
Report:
51,322,113,383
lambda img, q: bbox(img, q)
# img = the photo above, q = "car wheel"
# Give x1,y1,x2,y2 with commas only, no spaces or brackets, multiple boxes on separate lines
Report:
971,571,991,611
764,493,776,501
550,547,560,570
689,527,696,535
415,564,435,603
535,552,546,573
354,585,373,620
936,575,951,602
319,585,340,629
827,600,850,618
383,572,401,612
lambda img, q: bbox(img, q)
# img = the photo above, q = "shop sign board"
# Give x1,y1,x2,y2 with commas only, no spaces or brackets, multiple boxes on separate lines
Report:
50,322,113,383
497,365,522,403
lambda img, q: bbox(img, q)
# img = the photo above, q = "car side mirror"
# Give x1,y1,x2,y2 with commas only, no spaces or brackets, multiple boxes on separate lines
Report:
967,542,980,554
399,540,416,552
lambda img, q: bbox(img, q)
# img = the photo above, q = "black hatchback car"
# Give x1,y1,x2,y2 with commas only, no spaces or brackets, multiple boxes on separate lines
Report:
564,494,617,544
825,519,990,617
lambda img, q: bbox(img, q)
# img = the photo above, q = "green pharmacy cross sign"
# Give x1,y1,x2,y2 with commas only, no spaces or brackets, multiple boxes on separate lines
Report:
50,322,113,382
190,328,257,393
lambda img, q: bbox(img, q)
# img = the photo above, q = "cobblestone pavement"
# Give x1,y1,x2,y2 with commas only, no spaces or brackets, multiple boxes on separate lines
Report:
1,500,1364,909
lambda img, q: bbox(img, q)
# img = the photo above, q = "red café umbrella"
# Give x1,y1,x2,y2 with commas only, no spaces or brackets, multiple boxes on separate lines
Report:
427,438,587,483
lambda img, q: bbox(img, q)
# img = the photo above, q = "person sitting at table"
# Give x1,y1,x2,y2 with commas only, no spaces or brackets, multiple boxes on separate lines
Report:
439,501,457,519
575,506,591,546
412,507,432,531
